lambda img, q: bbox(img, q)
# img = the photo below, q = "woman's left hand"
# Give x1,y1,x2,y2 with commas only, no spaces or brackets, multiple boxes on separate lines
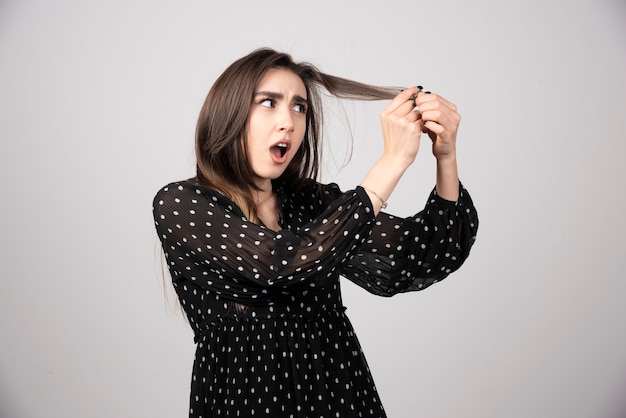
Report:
414,92,460,161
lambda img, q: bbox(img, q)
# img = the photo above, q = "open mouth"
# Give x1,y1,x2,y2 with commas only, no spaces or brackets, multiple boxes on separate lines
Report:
271,143,289,159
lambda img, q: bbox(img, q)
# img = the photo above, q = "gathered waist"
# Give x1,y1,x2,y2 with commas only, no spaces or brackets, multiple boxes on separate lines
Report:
193,304,347,343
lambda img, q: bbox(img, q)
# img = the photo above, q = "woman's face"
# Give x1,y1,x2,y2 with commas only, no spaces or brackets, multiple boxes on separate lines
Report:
246,68,307,189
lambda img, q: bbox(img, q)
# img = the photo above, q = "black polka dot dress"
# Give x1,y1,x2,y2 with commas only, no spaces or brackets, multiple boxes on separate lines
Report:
153,179,478,417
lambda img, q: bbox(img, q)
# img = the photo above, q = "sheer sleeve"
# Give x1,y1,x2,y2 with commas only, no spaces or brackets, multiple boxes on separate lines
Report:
341,183,479,296
152,181,377,303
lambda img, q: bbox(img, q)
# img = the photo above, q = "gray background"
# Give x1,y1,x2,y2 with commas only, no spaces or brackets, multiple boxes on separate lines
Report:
1,0,625,417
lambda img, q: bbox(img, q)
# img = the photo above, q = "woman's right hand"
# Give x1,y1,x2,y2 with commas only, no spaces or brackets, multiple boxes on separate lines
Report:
379,86,424,168
358,87,424,215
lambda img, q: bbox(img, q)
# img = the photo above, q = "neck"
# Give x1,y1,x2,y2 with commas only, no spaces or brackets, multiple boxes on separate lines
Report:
253,179,273,205
254,189,274,206
253,184,280,231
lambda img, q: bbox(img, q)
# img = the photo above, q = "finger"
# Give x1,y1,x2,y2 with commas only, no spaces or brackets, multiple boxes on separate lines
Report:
415,93,457,113
384,93,423,124
394,96,420,118
418,99,457,118
415,92,455,109
421,109,454,129
382,86,421,116
423,119,444,135
419,97,461,130
403,108,422,123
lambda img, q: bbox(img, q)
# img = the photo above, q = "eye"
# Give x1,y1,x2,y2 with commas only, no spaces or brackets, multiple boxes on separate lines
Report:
293,103,307,114
259,98,274,108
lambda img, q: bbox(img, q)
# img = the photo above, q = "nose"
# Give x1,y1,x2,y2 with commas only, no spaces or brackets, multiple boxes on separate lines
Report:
277,106,295,132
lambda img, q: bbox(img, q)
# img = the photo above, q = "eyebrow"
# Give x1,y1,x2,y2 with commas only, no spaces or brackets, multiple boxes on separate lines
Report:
254,91,308,104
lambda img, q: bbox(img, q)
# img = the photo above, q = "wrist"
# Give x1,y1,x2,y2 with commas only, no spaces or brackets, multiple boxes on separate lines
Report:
379,154,413,173
436,153,457,167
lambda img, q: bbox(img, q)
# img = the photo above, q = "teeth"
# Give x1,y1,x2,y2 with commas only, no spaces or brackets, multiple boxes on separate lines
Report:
277,143,287,148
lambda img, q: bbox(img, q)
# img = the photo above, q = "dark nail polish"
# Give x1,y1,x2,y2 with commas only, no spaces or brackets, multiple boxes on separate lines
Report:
425,91,431,94
417,85,423,90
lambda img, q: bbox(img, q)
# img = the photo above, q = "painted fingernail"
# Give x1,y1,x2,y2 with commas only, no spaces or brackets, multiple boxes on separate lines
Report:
424,91,431,94
417,85,423,90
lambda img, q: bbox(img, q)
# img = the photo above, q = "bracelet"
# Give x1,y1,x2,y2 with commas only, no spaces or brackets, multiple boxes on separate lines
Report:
360,185,388,209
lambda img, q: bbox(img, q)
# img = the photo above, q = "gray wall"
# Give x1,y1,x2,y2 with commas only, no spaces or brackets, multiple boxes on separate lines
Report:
1,0,625,417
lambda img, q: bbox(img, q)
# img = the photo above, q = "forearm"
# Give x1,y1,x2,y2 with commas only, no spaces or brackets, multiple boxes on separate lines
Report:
435,155,459,201
359,155,411,215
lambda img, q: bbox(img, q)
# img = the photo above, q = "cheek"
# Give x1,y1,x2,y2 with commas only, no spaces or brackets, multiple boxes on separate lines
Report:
289,137,306,163
293,126,306,152
296,118,307,145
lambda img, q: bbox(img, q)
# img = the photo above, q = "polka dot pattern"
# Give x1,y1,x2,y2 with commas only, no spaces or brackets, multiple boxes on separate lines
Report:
153,179,478,417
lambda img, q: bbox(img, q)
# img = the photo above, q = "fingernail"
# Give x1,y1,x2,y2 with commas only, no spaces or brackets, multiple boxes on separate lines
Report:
424,91,431,94
417,85,423,90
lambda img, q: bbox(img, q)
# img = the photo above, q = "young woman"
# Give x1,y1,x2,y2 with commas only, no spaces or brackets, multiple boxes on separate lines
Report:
153,48,478,417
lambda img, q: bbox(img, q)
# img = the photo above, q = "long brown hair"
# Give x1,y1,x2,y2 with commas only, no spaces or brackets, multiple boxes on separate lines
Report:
195,48,400,222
